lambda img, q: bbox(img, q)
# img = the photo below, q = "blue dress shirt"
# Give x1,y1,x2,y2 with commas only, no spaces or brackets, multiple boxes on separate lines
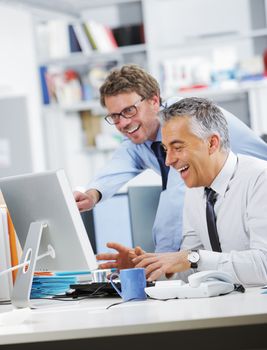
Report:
88,97,267,252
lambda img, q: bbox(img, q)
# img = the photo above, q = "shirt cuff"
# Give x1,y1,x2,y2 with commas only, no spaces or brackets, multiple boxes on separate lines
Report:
198,249,221,271
96,190,102,202
87,182,110,201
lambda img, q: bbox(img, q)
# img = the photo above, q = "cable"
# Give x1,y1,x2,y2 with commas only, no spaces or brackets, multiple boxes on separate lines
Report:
106,298,148,310
0,245,55,277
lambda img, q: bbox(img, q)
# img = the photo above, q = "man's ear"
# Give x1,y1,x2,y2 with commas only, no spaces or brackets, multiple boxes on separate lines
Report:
208,134,220,154
148,95,160,110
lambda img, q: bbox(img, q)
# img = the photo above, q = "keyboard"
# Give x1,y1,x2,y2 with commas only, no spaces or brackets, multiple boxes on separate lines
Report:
69,281,155,298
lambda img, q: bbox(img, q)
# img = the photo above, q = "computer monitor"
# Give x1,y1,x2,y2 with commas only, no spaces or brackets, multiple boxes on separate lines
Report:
0,169,97,308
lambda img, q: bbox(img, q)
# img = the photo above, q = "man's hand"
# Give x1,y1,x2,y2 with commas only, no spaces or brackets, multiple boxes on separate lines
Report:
96,242,145,270
133,250,191,281
74,189,100,212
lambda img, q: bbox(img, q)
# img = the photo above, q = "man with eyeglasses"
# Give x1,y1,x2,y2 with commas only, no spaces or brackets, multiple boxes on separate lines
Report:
74,64,267,268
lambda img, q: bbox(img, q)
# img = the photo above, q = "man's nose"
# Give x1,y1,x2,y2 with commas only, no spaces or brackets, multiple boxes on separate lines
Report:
118,116,132,128
165,151,175,166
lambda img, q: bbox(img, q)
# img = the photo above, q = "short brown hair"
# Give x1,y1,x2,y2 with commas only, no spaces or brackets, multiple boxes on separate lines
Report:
100,64,161,107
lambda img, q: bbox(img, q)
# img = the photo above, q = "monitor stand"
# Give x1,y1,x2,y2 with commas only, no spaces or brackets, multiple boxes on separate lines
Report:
12,222,55,308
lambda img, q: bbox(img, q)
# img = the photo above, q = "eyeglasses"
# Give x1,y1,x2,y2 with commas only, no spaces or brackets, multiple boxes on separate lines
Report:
104,97,145,125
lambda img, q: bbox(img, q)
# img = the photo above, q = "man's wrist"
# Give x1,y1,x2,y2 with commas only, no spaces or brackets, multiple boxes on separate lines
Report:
187,250,200,269
85,189,102,208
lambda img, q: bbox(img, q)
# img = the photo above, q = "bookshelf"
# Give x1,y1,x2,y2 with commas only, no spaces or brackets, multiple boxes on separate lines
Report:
144,0,267,96
34,0,146,187
1,0,267,188
143,0,267,143
33,0,267,188
36,1,146,107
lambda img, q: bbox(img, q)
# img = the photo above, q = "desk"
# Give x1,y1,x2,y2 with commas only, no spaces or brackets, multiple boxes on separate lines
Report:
1,288,267,349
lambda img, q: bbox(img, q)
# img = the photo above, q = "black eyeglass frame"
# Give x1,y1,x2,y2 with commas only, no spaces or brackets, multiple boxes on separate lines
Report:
104,97,145,125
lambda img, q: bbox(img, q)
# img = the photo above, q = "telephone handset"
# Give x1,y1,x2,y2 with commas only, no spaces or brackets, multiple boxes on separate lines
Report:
145,270,237,299
188,270,234,288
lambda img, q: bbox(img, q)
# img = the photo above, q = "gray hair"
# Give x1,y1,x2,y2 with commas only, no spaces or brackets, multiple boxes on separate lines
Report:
160,97,230,151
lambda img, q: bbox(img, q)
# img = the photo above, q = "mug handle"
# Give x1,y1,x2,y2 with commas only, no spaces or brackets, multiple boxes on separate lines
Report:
110,272,122,298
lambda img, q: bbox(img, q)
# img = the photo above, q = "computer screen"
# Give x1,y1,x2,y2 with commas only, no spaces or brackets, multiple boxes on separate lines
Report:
0,169,97,307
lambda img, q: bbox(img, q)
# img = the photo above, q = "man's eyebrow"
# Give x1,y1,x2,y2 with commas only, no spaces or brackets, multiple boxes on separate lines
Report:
169,140,184,146
162,140,184,149
122,104,133,109
109,103,134,115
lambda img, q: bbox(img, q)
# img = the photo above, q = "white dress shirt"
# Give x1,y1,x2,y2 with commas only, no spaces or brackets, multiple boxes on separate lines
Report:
182,151,267,286
88,97,267,253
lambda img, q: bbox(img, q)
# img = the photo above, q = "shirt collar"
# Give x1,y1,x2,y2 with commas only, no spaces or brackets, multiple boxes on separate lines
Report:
146,126,162,147
209,151,237,197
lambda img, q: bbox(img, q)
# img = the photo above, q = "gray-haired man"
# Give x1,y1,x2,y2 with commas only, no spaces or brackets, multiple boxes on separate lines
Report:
134,97,267,286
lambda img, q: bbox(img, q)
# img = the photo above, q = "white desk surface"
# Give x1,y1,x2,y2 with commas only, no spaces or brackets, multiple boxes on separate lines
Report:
0,287,267,345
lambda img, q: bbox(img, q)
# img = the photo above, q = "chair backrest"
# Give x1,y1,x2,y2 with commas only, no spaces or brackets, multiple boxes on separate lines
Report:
128,185,161,252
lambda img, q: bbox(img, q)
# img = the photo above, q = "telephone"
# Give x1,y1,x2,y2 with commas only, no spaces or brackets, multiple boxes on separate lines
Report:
145,270,235,299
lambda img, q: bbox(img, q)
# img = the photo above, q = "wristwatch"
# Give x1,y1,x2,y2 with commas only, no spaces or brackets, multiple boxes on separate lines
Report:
187,250,200,269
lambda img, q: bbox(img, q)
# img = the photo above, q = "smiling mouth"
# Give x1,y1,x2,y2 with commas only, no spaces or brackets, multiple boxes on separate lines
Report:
126,125,140,134
177,165,189,173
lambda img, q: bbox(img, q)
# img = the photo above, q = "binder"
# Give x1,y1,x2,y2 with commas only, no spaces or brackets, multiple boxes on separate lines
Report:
7,210,19,283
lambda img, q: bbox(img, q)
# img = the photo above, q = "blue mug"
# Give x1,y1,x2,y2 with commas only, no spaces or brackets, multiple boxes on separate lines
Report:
110,268,147,302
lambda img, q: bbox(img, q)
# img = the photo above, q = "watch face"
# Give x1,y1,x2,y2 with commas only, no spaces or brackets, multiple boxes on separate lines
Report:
189,251,199,263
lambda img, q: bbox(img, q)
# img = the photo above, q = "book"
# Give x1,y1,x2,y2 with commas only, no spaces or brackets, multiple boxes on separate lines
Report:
39,66,50,105
83,22,97,50
68,25,82,53
43,67,83,106
72,23,93,55
104,25,118,50
47,20,70,58
112,24,144,47
7,209,19,283
85,21,117,53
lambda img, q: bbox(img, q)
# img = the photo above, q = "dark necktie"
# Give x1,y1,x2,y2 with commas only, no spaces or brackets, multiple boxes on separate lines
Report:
151,142,170,191
205,187,222,252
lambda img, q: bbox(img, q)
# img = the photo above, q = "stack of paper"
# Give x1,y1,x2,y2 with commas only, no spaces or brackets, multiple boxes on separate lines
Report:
31,271,92,299
31,275,78,299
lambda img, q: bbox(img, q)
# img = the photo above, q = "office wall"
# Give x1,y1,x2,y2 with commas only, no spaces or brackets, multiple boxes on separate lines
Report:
0,4,45,172
0,96,33,177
